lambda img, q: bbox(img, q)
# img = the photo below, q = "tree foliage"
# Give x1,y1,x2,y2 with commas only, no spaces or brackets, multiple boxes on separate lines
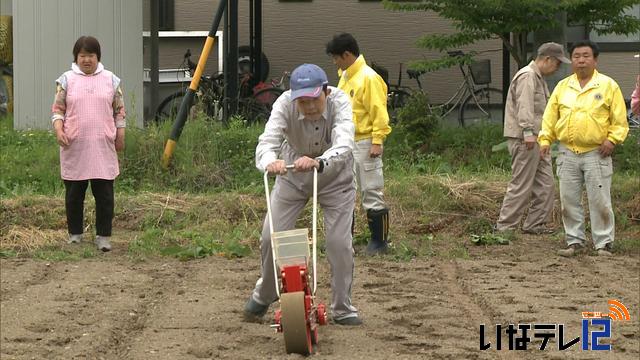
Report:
383,0,640,70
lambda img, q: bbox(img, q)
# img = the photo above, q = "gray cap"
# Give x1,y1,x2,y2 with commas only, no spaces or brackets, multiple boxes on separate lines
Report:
537,42,571,64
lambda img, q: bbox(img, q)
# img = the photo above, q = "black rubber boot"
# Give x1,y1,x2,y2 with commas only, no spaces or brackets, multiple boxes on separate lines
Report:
366,208,389,255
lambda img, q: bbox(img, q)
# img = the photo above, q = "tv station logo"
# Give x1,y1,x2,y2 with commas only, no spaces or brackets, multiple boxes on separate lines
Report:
479,299,630,351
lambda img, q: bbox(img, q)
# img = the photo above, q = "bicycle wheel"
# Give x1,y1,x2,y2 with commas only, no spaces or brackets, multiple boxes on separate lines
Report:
155,89,191,123
458,87,503,127
628,109,639,130
198,80,225,120
240,87,284,124
238,45,270,82
388,89,411,124
0,74,8,116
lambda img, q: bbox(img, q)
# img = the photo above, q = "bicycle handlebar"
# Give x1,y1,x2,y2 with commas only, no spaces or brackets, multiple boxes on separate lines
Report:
181,49,198,75
447,50,465,58
405,50,465,79
406,68,425,79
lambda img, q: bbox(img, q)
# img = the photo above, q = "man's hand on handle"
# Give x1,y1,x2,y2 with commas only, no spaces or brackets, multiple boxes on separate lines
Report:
266,157,319,175
266,160,287,175
293,156,320,172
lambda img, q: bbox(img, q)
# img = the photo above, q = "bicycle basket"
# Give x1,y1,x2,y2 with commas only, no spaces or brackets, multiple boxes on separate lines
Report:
469,59,491,85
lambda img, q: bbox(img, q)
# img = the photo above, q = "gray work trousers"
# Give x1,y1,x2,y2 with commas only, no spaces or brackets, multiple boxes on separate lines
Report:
556,145,615,249
251,156,358,320
353,138,387,211
497,138,555,231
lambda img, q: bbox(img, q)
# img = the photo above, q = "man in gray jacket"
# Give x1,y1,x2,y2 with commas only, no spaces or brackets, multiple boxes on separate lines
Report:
495,43,570,234
243,64,362,326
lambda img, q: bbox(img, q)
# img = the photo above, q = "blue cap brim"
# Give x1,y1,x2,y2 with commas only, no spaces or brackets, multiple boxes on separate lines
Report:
290,86,323,101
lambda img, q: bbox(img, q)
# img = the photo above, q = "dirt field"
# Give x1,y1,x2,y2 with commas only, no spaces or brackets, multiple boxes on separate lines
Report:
1,231,638,360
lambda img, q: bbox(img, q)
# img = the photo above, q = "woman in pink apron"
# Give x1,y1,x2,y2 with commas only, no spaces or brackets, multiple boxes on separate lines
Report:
51,36,126,252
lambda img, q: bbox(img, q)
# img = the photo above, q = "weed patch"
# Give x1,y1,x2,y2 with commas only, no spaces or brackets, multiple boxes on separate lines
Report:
2,117,638,261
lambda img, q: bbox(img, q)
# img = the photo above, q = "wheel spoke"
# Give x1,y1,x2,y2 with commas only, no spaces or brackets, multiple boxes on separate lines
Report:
459,88,503,127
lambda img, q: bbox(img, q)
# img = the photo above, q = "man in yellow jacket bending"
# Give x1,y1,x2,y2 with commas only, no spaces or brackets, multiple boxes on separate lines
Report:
538,40,628,257
326,33,392,255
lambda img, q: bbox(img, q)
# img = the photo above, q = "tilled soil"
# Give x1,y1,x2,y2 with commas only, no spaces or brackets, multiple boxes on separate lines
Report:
1,234,638,360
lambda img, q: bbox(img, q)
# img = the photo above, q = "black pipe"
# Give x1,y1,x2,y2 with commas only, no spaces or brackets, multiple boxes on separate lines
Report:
502,34,510,124
149,0,160,124
227,0,239,116
162,0,227,168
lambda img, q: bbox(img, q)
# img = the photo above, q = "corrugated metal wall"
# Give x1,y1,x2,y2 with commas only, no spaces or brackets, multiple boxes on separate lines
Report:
0,1,11,16
13,0,143,130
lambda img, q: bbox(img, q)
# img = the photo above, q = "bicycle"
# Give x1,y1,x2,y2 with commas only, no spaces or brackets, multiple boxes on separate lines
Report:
0,63,12,116
265,70,291,92
386,50,503,127
377,62,412,122
155,49,285,124
240,69,290,120
629,108,639,130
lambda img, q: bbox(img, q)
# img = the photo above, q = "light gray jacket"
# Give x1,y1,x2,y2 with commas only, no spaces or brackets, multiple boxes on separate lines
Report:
503,61,550,138
256,86,355,172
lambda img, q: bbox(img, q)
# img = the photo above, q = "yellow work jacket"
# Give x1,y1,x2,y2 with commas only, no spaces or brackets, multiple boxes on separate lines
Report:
337,55,391,144
538,70,628,154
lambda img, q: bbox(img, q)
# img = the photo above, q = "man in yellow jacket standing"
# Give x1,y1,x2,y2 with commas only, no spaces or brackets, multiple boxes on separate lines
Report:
538,40,629,257
326,33,392,255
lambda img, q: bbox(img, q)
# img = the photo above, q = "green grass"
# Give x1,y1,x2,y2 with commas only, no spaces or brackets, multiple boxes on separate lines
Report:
2,113,638,262
126,226,254,261
33,246,97,261
0,119,63,195
3,114,638,197
0,115,265,197
615,236,640,253
390,234,435,261
0,249,18,258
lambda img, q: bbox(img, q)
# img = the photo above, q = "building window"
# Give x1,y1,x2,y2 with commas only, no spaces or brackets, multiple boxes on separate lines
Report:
589,4,639,43
587,4,639,51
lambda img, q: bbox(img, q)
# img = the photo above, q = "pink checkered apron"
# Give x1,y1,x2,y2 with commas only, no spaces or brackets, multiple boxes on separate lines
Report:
59,70,119,180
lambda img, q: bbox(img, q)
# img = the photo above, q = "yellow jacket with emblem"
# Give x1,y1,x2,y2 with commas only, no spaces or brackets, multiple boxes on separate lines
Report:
337,55,391,144
538,70,628,154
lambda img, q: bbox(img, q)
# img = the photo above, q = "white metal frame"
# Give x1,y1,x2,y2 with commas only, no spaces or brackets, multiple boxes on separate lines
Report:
142,30,224,74
264,166,318,299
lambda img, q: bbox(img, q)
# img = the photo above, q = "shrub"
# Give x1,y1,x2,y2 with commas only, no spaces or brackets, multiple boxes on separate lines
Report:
394,92,440,153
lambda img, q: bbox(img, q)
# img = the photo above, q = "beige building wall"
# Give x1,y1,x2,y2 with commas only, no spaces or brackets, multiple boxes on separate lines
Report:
144,0,505,103
143,0,638,103
597,52,639,99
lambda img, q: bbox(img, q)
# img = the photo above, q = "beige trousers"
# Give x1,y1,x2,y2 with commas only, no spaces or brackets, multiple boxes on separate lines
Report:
557,145,615,249
353,138,387,211
497,138,555,231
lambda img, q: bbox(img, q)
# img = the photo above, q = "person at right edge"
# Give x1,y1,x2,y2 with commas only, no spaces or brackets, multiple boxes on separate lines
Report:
326,33,392,255
495,42,570,235
631,74,639,117
538,40,629,257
